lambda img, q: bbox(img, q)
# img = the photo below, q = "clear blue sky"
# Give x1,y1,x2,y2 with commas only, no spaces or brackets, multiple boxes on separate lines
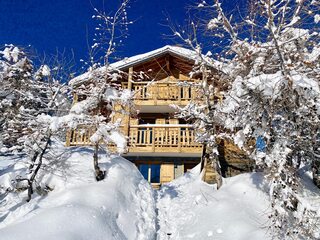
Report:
0,0,247,69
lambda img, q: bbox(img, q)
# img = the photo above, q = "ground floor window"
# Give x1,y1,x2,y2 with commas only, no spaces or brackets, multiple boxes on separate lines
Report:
139,164,160,183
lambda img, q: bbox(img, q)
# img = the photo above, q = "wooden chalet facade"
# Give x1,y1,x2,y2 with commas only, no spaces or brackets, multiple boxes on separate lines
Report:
66,45,252,188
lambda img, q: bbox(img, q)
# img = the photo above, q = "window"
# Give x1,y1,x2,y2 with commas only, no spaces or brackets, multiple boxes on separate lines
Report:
139,164,160,183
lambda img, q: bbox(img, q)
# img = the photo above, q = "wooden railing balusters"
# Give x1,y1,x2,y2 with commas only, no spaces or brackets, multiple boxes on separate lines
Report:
67,124,202,153
131,81,196,103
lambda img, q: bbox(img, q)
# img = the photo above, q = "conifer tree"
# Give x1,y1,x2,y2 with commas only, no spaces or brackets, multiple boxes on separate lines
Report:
0,45,69,201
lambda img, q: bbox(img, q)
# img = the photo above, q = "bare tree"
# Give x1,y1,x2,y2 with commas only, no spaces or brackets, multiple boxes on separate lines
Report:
166,15,232,188
67,0,133,181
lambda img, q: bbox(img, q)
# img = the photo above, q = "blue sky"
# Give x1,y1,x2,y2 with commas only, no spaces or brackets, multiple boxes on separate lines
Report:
0,0,247,69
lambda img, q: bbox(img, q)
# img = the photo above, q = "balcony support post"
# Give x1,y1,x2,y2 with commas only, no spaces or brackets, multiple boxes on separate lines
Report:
178,85,181,105
128,67,133,90
124,67,133,138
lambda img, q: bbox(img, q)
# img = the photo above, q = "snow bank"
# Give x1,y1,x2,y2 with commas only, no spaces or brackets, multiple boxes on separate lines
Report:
2,144,316,240
156,166,271,240
0,144,156,240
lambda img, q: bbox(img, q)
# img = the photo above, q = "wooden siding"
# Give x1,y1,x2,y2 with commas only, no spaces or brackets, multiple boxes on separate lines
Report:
160,164,175,184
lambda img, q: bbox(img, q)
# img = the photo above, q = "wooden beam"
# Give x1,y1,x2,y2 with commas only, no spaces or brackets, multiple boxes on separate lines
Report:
165,56,170,72
123,67,133,137
128,67,133,90
65,130,71,146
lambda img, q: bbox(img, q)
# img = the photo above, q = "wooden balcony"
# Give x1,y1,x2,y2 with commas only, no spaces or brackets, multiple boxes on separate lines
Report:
66,125,203,154
66,126,96,146
127,124,202,154
131,81,197,106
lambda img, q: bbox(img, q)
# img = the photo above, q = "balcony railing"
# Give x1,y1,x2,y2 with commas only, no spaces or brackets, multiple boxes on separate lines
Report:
66,126,96,146
67,124,203,154
132,81,197,105
127,124,202,153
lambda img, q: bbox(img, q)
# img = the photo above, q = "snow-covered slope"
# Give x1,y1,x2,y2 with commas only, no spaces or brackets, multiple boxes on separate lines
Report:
3,144,318,239
156,166,271,240
0,146,156,240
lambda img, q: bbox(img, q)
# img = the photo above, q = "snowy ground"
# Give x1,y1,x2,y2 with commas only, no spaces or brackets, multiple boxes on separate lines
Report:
1,143,319,239
156,167,271,240
0,144,156,240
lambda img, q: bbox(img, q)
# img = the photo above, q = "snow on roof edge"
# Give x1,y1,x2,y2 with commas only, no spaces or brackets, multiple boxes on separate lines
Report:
109,45,198,70
69,45,222,86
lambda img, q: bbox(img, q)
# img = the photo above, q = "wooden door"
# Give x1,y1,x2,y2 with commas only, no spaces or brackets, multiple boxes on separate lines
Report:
160,163,174,184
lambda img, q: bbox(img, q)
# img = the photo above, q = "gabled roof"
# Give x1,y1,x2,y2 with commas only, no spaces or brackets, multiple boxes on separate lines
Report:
69,45,221,86
109,45,200,70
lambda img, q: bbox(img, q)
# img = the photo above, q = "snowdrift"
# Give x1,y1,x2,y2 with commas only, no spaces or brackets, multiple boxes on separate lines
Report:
0,146,156,240
156,166,271,240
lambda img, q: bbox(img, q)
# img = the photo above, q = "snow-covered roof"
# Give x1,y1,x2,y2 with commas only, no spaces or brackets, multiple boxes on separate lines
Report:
69,45,221,86
109,45,201,70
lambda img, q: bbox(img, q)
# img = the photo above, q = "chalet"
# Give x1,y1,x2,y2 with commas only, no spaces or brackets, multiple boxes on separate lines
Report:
66,45,252,188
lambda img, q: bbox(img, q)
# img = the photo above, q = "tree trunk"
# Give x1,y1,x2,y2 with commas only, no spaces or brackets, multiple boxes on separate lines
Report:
93,143,105,181
200,144,207,174
215,158,223,189
28,151,39,171
26,135,51,202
